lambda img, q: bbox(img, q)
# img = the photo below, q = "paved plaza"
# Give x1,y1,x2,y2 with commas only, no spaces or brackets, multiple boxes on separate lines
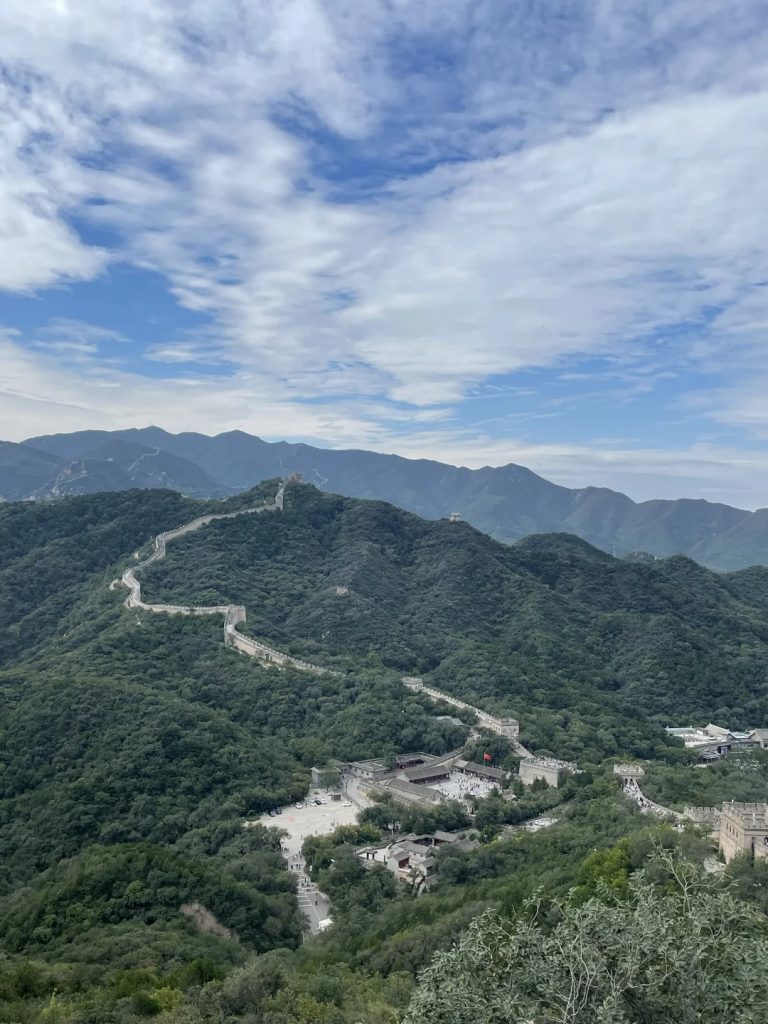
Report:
246,795,360,858
245,794,359,935
433,770,500,801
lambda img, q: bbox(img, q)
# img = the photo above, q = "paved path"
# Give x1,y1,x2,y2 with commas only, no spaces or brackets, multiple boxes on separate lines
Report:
343,777,375,809
296,878,332,935
246,798,357,936
621,776,684,821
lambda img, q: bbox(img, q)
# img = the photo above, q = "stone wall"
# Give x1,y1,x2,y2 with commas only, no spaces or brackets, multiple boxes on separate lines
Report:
403,678,528,753
719,802,768,863
620,776,685,822
119,482,339,677
519,756,577,788
683,805,721,827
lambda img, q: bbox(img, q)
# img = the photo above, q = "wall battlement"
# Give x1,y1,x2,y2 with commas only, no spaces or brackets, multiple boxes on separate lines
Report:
719,801,768,862
403,678,529,755
119,482,340,677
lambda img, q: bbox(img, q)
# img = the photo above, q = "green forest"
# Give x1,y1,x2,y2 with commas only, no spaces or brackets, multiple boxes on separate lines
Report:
143,481,768,746
0,481,767,1021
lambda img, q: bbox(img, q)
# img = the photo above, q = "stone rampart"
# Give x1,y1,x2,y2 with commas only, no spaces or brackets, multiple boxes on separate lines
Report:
683,805,721,826
403,678,530,755
119,482,338,677
519,756,578,788
620,775,723,829
619,776,684,821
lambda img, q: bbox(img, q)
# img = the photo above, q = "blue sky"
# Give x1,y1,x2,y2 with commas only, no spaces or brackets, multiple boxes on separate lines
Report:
2,1,768,505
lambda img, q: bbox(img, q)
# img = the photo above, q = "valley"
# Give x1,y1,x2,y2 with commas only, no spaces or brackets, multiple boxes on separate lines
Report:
4,5,768,1019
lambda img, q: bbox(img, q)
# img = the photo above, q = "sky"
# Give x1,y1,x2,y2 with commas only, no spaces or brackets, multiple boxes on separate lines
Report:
1,1,768,506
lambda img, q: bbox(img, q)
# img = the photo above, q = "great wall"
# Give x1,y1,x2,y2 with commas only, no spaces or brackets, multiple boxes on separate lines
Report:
119,481,340,677
116,481,752,834
117,480,527,740
402,678,532,758
613,765,721,829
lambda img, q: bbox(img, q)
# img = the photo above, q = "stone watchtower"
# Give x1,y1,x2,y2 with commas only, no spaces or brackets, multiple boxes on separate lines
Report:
496,716,520,739
719,802,768,863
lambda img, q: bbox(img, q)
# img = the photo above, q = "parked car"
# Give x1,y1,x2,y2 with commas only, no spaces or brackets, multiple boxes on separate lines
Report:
295,802,304,808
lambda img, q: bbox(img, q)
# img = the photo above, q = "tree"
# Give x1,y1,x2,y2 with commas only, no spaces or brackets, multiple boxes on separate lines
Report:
404,851,768,1024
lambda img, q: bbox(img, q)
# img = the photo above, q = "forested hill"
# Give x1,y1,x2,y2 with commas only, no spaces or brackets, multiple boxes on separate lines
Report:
3,477,768,750
13,425,768,570
1,481,768,1021
0,481,471,1020
142,480,768,731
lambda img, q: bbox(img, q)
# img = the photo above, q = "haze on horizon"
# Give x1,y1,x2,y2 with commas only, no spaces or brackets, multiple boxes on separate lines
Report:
1,2,768,507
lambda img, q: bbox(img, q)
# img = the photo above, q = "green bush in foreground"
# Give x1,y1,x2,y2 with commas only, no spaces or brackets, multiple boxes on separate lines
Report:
405,851,768,1024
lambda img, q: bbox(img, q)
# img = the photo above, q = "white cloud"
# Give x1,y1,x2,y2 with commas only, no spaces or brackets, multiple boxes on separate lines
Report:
0,84,107,291
2,332,768,508
1,1,768,502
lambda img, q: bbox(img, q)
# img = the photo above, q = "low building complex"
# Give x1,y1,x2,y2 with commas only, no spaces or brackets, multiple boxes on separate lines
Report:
341,749,509,806
666,723,766,761
357,828,478,890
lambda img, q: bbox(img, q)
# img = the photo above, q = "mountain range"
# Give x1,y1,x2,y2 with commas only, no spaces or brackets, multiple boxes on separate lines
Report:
4,425,768,570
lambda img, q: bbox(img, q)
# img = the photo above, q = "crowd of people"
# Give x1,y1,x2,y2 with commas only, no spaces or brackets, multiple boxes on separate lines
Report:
434,770,499,802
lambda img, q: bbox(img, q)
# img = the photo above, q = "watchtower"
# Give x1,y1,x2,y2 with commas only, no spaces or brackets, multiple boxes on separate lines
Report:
496,716,520,739
719,802,768,863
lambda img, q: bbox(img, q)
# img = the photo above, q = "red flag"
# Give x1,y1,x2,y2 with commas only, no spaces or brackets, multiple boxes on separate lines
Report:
483,752,492,762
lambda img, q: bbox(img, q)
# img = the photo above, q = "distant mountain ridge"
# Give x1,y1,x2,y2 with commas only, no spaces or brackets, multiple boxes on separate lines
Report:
1,433,229,501
6,425,768,571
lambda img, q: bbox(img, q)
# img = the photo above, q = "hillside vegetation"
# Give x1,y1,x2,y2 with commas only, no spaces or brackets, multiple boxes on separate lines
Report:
0,482,767,1021
142,482,768,755
13,425,768,569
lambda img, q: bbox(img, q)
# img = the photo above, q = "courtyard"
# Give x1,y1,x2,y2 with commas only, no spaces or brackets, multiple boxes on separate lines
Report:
432,770,501,802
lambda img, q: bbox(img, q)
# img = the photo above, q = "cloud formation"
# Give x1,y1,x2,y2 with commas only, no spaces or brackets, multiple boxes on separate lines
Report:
1,1,768,502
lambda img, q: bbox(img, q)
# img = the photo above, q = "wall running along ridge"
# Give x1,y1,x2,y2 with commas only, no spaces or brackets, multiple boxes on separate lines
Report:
402,678,529,757
117,482,523,737
119,482,339,677
617,772,721,828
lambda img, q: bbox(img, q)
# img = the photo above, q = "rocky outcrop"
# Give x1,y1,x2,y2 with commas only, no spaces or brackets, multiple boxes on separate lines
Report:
179,902,233,939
